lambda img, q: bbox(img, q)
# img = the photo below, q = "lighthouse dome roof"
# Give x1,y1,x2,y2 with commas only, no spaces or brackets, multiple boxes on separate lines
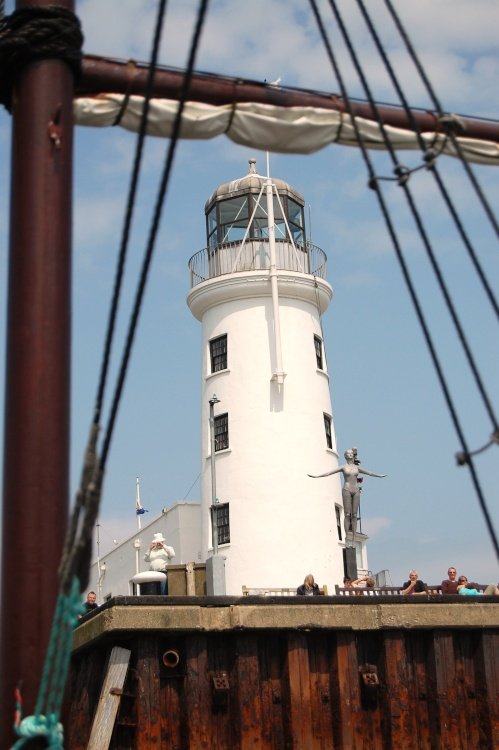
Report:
205,158,304,213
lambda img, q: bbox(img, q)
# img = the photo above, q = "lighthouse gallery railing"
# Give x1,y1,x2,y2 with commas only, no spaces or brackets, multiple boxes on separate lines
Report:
188,240,328,287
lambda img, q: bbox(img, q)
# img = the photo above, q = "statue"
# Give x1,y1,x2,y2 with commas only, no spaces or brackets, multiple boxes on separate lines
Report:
144,532,175,594
309,448,386,541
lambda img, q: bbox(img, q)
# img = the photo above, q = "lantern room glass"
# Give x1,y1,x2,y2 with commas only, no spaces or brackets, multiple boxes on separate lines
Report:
206,193,305,249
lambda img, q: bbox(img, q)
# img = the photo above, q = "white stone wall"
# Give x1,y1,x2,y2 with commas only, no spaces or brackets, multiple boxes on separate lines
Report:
87,502,201,604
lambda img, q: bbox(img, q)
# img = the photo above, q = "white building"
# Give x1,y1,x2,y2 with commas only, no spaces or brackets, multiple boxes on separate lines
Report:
88,502,201,603
187,160,364,595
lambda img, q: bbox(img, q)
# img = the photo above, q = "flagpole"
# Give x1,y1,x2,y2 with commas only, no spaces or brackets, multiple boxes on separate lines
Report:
136,476,142,530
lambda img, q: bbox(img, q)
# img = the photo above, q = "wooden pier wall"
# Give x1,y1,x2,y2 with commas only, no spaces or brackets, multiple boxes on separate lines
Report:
68,596,499,749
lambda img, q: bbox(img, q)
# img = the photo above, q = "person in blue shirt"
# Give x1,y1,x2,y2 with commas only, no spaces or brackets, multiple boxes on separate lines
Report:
457,576,482,595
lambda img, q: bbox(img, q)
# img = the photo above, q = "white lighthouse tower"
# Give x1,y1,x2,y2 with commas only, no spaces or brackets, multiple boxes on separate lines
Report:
187,159,347,595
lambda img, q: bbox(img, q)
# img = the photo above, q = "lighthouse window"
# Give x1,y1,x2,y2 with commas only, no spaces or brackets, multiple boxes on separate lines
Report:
323,414,333,450
252,199,273,238
210,335,227,373
273,196,287,240
214,413,229,451
335,505,343,541
286,198,304,245
253,195,287,240
288,199,303,227
215,502,230,544
207,206,218,249
219,196,249,243
314,335,323,370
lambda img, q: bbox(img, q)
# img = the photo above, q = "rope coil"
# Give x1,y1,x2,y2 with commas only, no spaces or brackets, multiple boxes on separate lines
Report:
0,6,83,110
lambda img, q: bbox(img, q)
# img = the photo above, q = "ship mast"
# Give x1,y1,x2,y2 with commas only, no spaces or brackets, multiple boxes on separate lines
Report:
0,1,75,746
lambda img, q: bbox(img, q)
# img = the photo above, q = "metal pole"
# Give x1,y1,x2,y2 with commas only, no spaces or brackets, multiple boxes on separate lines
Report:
266,153,285,385
209,395,220,555
0,1,75,745
136,476,142,530
134,539,141,576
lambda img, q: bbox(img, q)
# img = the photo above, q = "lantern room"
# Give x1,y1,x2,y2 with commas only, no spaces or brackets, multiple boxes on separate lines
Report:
189,159,328,288
205,158,305,248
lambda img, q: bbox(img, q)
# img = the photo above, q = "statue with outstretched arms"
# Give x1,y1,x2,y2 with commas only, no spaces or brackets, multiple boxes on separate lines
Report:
309,448,386,539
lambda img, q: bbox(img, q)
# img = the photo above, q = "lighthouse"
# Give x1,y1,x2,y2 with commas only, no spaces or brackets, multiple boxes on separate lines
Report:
187,159,347,595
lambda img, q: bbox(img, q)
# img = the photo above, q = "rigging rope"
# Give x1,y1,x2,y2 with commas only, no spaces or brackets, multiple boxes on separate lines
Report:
309,0,498,561
383,0,499,239
93,0,168,432
12,577,83,749
5,0,207,745
58,0,171,602
100,0,210,471
326,0,498,434
355,0,499,323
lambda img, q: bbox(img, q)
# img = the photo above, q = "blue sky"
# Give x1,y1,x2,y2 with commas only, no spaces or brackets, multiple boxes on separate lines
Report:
1,0,498,586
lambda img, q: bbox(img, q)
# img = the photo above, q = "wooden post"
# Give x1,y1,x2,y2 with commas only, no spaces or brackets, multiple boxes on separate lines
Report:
87,646,131,750
186,561,196,596
234,634,264,747
286,632,314,748
333,631,362,750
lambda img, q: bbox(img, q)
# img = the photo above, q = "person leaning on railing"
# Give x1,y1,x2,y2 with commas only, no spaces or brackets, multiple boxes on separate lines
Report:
351,575,376,594
402,570,428,596
297,574,322,596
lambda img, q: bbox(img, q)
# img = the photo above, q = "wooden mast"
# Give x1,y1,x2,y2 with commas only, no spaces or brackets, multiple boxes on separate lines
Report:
0,1,75,746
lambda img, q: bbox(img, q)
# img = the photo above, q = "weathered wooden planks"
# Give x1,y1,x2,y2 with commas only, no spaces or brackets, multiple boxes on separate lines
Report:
67,600,499,749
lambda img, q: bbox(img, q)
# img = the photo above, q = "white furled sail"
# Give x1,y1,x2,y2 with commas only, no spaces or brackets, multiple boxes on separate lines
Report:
74,95,499,166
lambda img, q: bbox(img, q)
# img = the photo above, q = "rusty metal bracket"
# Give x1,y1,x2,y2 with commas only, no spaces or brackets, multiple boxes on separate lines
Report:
212,672,230,712
48,104,62,148
359,663,380,708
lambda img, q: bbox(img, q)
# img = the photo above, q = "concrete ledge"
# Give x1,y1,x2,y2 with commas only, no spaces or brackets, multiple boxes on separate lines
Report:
72,598,499,652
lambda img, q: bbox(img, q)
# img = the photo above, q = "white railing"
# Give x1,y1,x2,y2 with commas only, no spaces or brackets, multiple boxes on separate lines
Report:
188,239,328,287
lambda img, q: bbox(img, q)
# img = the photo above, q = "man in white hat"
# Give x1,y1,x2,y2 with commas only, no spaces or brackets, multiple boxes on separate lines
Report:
144,533,175,593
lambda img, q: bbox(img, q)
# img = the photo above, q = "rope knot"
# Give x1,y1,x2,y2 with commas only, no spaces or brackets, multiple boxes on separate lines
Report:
0,6,83,111
437,113,465,136
13,713,64,749
393,164,410,186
